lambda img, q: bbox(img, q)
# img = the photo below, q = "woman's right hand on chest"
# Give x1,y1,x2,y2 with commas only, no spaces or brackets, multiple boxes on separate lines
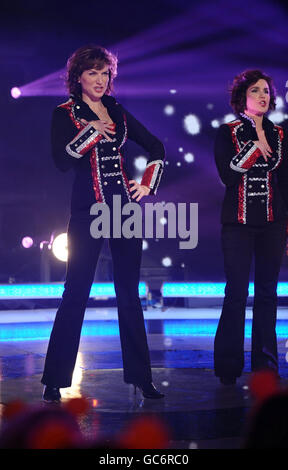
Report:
253,138,273,162
80,118,116,141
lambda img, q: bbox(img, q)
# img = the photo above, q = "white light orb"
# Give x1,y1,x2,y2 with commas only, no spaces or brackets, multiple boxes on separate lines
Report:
162,257,172,267
184,152,194,163
22,236,33,248
268,111,285,124
223,113,236,123
134,156,147,171
211,119,220,128
164,104,175,116
11,87,21,99
276,96,284,109
183,114,201,135
52,233,68,262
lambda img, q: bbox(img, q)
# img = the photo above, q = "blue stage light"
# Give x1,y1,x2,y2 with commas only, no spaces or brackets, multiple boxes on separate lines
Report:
1,319,288,342
161,282,288,297
1,282,288,299
163,319,288,338
0,321,120,341
0,282,147,299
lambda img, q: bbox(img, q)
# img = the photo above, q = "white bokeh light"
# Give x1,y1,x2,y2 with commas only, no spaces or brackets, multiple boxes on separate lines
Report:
276,96,284,109
268,110,285,124
183,114,201,135
52,233,68,262
162,257,172,267
211,119,220,128
164,104,175,116
134,156,147,171
184,152,194,163
223,113,236,123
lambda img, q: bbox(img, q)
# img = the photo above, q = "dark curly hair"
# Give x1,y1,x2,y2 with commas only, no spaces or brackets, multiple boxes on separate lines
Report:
66,45,118,100
230,69,276,114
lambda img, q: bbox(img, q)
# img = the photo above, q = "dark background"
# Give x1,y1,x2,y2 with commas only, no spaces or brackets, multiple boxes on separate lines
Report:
1,0,288,285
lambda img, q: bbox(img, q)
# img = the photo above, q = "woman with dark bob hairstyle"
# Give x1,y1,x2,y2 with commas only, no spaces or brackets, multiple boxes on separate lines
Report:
41,45,165,401
214,69,288,385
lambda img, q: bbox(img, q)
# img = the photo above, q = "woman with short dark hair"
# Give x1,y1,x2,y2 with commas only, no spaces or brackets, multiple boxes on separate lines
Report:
214,69,288,385
41,45,165,401
230,69,276,115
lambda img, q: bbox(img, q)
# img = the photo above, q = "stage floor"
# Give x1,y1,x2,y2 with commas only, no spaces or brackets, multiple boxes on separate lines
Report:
1,307,288,449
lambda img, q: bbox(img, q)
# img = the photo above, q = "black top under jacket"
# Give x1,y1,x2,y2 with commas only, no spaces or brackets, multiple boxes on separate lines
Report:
214,113,288,226
51,94,165,214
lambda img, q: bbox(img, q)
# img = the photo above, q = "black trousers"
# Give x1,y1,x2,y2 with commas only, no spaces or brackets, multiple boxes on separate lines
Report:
41,215,152,388
214,220,287,378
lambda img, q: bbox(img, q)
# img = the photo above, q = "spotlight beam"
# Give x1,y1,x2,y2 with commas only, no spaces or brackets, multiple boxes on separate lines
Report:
12,0,288,98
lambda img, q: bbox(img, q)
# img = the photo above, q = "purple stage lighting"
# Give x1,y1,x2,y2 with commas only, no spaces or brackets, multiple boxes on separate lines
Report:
22,237,33,248
10,0,288,103
11,87,21,99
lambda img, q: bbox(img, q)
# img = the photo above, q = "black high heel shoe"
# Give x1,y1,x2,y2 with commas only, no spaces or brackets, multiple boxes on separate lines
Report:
133,382,165,399
43,386,61,403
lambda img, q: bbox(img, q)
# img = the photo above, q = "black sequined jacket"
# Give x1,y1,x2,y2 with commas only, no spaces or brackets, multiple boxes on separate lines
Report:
51,94,165,213
214,113,288,225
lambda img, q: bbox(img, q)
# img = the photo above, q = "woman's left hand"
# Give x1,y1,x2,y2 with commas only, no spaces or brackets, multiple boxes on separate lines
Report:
129,180,150,201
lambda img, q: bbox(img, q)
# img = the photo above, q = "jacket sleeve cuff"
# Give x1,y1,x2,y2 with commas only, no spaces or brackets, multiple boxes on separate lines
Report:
65,124,102,158
141,159,164,195
229,141,262,173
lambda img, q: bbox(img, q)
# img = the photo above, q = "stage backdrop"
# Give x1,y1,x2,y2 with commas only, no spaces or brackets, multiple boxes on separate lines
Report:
1,0,288,285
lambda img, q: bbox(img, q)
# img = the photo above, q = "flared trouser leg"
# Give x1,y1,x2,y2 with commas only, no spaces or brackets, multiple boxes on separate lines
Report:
214,221,287,378
251,221,287,373
214,224,254,378
109,236,152,385
41,217,103,387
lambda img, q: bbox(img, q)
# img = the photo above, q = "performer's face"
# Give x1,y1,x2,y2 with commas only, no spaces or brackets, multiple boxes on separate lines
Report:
245,79,270,116
79,64,110,101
